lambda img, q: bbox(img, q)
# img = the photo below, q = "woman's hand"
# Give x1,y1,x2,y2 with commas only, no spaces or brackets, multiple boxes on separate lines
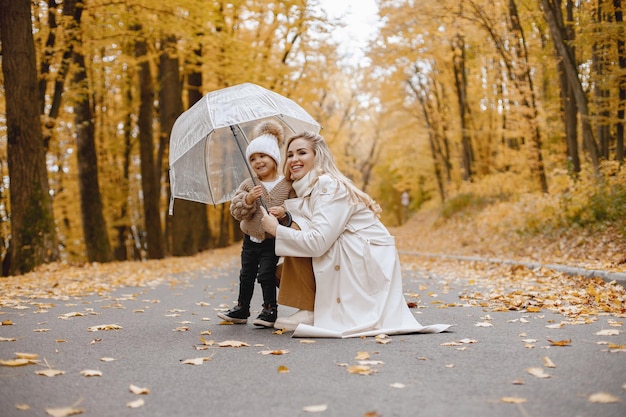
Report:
260,206,279,237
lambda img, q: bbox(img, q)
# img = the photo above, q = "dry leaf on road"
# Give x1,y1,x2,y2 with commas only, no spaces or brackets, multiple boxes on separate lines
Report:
588,392,621,403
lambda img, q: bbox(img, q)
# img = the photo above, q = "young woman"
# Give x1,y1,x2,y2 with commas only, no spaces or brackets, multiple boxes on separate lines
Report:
261,131,450,338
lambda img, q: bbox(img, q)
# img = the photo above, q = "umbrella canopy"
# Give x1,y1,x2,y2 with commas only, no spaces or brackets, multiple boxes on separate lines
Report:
169,83,321,213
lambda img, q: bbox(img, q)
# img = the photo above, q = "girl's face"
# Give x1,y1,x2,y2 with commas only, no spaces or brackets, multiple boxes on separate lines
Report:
286,138,315,180
249,153,278,181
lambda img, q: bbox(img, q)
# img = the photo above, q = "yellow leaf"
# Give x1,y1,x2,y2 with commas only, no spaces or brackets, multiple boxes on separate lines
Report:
348,365,375,375
218,340,250,348
0,358,31,366
15,352,38,360
273,328,286,334
87,324,122,332
129,384,149,395
588,392,621,403
526,367,550,378
389,383,405,388
0,337,17,342
526,306,541,312
501,397,527,404
299,339,316,344
33,328,50,332
2,320,13,325
127,398,145,408
277,365,289,373
181,357,211,365
99,357,115,362
259,349,289,355
547,339,572,346
36,369,65,377
80,369,102,377
355,351,370,360
45,406,84,417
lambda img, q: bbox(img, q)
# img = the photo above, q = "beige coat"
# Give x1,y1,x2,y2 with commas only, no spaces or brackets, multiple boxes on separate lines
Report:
275,174,450,338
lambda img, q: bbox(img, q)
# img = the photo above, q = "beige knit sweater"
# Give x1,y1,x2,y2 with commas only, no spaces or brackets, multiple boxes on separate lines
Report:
230,177,295,241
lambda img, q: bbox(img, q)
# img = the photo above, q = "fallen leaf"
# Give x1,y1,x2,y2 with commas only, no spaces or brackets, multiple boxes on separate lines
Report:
127,398,145,408
45,407,84,417
87,324,122,332
0,358,33,366
36,369,65,377
526,367,550,378
173,327,189,332
80,369,102,377
16,352,39,360
501,397,527,404
588,392,621,403
445,364,455,368
596,329,620,336
259,349,289,355
129,384,149,395
218,340,250,348
302,404,328,412
277,365,289,373
299,339,316,344
547,339,572,346
389,383,405,388
181,357,211,365
100,357,116,362
0,337,17,342
355,351,370,360
58,312,84,319
273,328,286,334
348,365,376,375
475,322,493,327
33,329,51,332
542,357,556,368
512,378,525,385
2,320,13,325
375,334,391,344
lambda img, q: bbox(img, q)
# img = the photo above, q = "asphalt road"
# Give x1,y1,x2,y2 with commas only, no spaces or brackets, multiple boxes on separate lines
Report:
1,256,625,417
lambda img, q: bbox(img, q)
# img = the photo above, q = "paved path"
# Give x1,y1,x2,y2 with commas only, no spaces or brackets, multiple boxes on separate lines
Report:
1,255,625,417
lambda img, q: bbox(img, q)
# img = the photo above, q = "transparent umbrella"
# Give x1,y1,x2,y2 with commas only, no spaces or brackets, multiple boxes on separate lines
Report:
168,83,321,214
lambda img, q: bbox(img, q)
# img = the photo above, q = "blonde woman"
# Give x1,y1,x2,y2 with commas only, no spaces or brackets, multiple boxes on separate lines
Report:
261,132,450,338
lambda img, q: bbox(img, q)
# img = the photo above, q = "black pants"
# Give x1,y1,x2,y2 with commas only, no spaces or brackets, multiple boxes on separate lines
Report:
237,235,278,308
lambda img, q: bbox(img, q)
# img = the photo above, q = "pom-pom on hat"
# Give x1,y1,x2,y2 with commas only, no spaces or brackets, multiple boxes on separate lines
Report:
245,120,284,166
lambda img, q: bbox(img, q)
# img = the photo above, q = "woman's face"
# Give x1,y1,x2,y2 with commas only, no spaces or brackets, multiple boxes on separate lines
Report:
286,138,315,180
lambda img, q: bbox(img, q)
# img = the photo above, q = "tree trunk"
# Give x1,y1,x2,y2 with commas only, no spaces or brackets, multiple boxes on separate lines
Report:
509,0,549,193
451,34,473,182
163,39,210,256
542,0,601,174
557,0,580,173
593,0,611,159
0,0,59,275
135,31,165,259
614,0,625,162
69,2,113,263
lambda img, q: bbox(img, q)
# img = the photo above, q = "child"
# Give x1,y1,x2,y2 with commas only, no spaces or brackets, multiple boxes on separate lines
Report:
217,120,293,327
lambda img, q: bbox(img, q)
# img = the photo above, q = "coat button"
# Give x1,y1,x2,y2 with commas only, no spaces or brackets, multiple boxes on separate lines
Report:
322,187,327,192
334,265,340,271
336,297,341,303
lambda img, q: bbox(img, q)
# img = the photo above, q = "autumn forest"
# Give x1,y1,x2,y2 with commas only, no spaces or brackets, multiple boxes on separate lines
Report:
0,0,624,276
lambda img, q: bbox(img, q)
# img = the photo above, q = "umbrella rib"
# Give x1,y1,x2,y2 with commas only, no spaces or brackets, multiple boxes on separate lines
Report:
231,124,267,210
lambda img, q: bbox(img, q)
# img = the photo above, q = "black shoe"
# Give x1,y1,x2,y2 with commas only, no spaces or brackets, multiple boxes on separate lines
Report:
217,305,250,324
252,304,277,328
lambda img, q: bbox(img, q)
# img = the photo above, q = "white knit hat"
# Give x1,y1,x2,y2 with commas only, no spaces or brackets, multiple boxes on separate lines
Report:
245,120,283,165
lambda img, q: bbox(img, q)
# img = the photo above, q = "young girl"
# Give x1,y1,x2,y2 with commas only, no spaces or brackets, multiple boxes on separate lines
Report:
217,120,294,327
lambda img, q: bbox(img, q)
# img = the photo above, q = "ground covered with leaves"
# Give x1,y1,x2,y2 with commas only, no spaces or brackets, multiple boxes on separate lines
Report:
1,206,625,319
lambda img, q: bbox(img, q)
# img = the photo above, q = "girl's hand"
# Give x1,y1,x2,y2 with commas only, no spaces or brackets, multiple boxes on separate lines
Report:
245,185,263,205
260,206,279,237
268,206,285,218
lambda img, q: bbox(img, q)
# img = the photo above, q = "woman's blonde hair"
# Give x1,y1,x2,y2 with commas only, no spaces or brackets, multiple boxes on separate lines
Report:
284,132,382,216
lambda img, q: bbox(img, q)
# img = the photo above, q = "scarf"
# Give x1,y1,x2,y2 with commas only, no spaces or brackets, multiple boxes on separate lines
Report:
292,170,319,197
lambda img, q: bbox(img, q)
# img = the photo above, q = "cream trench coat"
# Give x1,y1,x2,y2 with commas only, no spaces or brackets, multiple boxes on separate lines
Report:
275,174,450,338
